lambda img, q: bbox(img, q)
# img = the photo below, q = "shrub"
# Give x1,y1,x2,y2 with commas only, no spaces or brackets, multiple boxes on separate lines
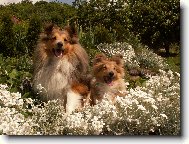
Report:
78,27,99,64
74,0,180,53
0,54,33,95
127,0,180,53
0,69,180,135
135,48,169,71
93,25,114,45
96,42,168,71
26,15,42,56
13,23,28,55
0,14,15,57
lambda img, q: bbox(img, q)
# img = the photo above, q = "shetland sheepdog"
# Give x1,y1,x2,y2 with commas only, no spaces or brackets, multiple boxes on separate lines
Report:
33,24,90,113
90,53,127,105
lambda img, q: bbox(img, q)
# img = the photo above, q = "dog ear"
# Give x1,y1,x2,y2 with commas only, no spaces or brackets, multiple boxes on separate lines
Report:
111,54,124,67
93,53,107,65
40,23,57,41
44,23,56,34
64,25,78,44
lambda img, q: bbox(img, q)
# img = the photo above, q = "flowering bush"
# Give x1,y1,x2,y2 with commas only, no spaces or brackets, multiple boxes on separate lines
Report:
97,42,139,68
135,48,169,70
0,69,180,135
97,42,168,71
0,84,37,135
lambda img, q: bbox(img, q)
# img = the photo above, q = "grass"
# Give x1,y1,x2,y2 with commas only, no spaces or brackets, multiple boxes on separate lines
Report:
166,55,180,73
157,44,180,73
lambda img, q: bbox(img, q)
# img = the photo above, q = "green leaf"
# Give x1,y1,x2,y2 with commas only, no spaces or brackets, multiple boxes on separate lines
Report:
22,92,31,98
9,69,18,79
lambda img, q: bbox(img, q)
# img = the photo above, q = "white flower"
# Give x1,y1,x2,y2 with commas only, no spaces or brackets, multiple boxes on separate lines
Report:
175,72,180,77
36,84,43,91
0,84,8,89
133,99,139,105
125,82,129,86
25,98,33,104
0,46,180,136
137,105,146,111
151,105,158,110
160,114,168,119
151,117,158,125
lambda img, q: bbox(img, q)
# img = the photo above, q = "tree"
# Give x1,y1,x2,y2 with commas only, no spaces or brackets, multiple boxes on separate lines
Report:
26,15,42,55
128,0,180,55
74,0,180,55
74,0,131,44
0,14,15,57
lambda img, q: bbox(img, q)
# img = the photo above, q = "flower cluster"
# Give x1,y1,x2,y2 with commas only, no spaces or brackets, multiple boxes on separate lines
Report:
135,48,168,70
97,42,168,70
0,84,37,135
0,68,180,135
97,42,140,68
0,41,180,135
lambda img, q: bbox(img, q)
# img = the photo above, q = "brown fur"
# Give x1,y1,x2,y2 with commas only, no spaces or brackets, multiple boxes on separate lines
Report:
33,24,89,113
71,83,90,107
90,53,127,105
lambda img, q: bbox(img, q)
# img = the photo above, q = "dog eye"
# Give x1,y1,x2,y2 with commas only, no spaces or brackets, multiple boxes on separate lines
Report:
64,38,68,42
114,67,116,70
52,36,56,40
103,65,107,70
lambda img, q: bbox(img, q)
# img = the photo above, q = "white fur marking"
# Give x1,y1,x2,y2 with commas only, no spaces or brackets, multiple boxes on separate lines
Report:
66,90,82,114
33,57,74,100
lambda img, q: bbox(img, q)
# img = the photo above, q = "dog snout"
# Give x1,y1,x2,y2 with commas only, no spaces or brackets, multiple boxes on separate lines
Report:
109,71,114,77
57,42,63,48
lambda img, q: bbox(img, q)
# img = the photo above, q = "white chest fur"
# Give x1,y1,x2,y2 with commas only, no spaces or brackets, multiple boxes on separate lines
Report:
33,57,74,101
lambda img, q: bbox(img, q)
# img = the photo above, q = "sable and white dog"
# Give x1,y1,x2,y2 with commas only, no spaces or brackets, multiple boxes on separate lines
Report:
90,53,127,105
33,24,90,113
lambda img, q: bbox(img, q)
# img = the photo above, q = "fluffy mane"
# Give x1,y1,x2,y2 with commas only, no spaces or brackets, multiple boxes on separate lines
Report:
33,25,89,109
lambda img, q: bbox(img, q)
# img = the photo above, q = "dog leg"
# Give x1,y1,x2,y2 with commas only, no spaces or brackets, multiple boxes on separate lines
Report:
66,89,82,114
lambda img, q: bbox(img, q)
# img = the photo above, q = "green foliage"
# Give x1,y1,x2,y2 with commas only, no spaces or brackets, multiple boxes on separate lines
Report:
26,15,42,56
79,27,99,63
75,0,132,45
74,0,180,53
93,25,114,44
79,26,95,49
13,23,28,54
0,0,76,57
0,14,15,57
0,54,32,94
166,55,180,73
0,0,180,56
127,0,180,52
0,0,180,136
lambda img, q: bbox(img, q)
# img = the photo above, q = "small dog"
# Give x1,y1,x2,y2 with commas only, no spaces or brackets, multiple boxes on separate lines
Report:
90,53,127,105
33,24,90,113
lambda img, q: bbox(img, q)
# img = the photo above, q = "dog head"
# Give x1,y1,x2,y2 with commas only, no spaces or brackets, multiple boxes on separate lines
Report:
92,53,107,65
41,23,78,58
93,53,125,85
111,54,124,68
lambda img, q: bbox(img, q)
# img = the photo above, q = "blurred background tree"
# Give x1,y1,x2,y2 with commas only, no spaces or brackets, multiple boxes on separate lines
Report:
74,0,180,55
0,13,15,57
0,0,180,57
26,15,42,56
127,0,180,55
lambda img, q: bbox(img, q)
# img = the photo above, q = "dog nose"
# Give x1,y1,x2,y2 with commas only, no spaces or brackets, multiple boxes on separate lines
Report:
57,42,63,48
109,71,114,77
